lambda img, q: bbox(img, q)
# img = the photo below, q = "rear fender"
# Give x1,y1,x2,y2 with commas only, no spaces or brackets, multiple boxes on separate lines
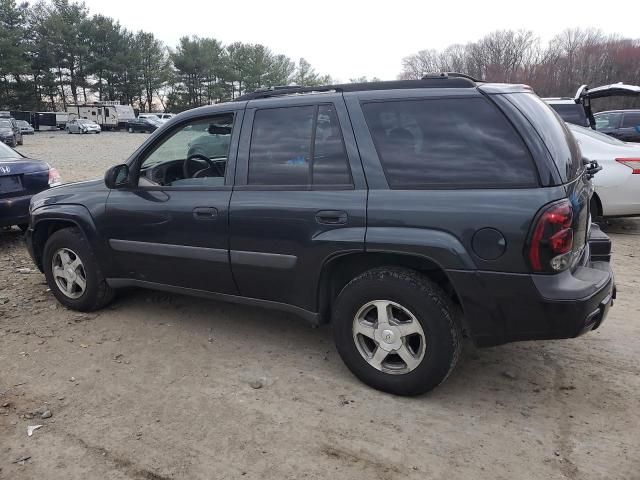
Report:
365,227,476,270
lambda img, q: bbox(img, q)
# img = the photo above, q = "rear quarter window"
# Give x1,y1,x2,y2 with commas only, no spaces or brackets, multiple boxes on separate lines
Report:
362,97,538,189
506,93,582,183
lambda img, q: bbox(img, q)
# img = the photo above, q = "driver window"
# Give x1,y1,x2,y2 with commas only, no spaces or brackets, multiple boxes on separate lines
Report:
139,113,234,187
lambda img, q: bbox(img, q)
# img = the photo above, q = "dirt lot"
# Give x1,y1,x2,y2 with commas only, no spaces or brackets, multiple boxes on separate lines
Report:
1,131,639,480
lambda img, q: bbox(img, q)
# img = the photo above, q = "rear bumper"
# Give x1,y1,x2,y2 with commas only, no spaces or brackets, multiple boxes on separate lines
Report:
0,194,31,227
448,226,615,347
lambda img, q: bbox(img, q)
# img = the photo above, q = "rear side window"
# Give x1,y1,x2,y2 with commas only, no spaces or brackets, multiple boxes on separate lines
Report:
595,112,622,130
506,93,582,182
249,104,351,186
362,97,537,189
622,112,640,128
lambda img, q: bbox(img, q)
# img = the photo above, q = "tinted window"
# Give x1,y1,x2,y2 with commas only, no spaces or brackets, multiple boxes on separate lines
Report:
622,112,640,128
249,105,352,186
362,97,537,188
548,103,589,127
313,105,351,185
595,112,622,130
506,93,582,182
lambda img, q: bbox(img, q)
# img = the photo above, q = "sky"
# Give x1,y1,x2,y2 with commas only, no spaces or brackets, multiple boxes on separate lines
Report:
81,0,637,83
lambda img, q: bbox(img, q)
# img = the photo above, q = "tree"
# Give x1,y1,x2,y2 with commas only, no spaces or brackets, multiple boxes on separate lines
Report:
292,58,331,86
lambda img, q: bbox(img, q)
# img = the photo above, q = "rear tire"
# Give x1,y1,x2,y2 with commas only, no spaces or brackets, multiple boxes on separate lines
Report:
332,267,461,396
43,227,115,311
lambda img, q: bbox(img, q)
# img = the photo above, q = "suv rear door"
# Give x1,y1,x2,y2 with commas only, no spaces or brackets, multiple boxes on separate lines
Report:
228,93,367,315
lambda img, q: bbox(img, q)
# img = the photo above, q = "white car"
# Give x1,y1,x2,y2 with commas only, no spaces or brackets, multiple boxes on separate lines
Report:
66,119,101,134
569,123,640,217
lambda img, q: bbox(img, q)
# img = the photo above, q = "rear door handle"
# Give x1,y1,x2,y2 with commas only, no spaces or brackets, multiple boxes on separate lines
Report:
193,207,218,220
315,210,348,225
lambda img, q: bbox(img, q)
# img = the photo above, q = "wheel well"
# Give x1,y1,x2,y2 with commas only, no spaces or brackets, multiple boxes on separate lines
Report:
317,252,463,324
31,220,78,271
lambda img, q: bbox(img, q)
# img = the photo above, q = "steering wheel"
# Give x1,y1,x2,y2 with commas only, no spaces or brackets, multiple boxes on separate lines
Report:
183,154,216,179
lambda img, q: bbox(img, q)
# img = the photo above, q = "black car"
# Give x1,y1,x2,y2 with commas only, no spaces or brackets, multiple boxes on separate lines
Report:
26,76,614,395
0,141,61,230
0,117,23,147
127,116,162,133
593,110,640,142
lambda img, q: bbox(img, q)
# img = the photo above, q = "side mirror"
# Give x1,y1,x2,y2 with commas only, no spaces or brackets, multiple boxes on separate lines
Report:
104,164,130,189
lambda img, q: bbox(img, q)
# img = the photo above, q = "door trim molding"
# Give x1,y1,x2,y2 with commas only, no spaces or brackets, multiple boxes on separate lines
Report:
109,239,228,263
230,250,297,269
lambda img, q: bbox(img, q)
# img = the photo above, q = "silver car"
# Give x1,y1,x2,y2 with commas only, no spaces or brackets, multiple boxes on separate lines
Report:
16,120,35,135
66,119,101,134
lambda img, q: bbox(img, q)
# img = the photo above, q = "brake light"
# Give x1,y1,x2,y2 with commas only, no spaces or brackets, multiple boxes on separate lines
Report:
528,200,574,272
615,158,640,174
48,166,62,187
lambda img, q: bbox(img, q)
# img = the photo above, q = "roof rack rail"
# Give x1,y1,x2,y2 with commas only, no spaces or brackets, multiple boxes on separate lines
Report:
422,72,484,82
233,75,479,102
234,85,338,101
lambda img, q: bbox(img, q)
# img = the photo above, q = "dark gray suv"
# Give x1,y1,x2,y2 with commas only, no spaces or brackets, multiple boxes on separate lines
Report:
26,76,615,395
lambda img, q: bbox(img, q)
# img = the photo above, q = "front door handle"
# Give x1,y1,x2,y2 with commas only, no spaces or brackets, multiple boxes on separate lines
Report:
315,210,348,225
193,207,218,220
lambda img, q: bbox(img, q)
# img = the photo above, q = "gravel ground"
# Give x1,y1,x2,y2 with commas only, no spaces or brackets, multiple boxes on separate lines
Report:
1,132,639,480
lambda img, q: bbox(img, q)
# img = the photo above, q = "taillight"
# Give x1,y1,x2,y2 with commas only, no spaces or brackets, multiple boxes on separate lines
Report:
528,199,574,272
48,166,62,187
615,158,640,174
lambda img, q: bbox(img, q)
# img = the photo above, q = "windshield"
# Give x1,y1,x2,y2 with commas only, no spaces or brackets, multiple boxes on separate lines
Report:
568,124,626,146
17,120,29,127
77,119,92,125
146,117,162,126
0,119,12,128
0,141,21,159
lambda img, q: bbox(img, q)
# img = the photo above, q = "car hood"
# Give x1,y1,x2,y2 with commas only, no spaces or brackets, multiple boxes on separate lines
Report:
0,127,13,134
31,178,108,210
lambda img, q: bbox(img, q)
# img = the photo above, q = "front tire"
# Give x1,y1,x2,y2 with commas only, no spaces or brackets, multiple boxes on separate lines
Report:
43,228,115,311
332,267,461,396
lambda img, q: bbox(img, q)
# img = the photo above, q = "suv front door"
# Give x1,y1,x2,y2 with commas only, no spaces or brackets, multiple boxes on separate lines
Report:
229,95,367,315
102,108,243,294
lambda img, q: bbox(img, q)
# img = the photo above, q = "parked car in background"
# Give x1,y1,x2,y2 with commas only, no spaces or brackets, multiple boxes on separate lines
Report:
127,116,162,133
545,83,640,128
155,113,174,122
593,110,640,143
0,117,23,146
569,123,640,217
1,141,61,230
26,76,614,396
66,119,101,134
16,120,35,135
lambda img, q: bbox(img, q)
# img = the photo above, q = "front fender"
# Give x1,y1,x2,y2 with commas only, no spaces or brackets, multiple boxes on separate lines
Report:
365,227,476,270
29,204,111,274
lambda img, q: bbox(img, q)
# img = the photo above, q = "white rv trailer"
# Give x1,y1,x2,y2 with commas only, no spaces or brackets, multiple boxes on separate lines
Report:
66,101,135,130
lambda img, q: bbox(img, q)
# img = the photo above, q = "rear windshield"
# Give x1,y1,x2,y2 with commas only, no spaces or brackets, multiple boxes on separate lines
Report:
0,141,21,159
507,93,583,182
548,103,590,127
